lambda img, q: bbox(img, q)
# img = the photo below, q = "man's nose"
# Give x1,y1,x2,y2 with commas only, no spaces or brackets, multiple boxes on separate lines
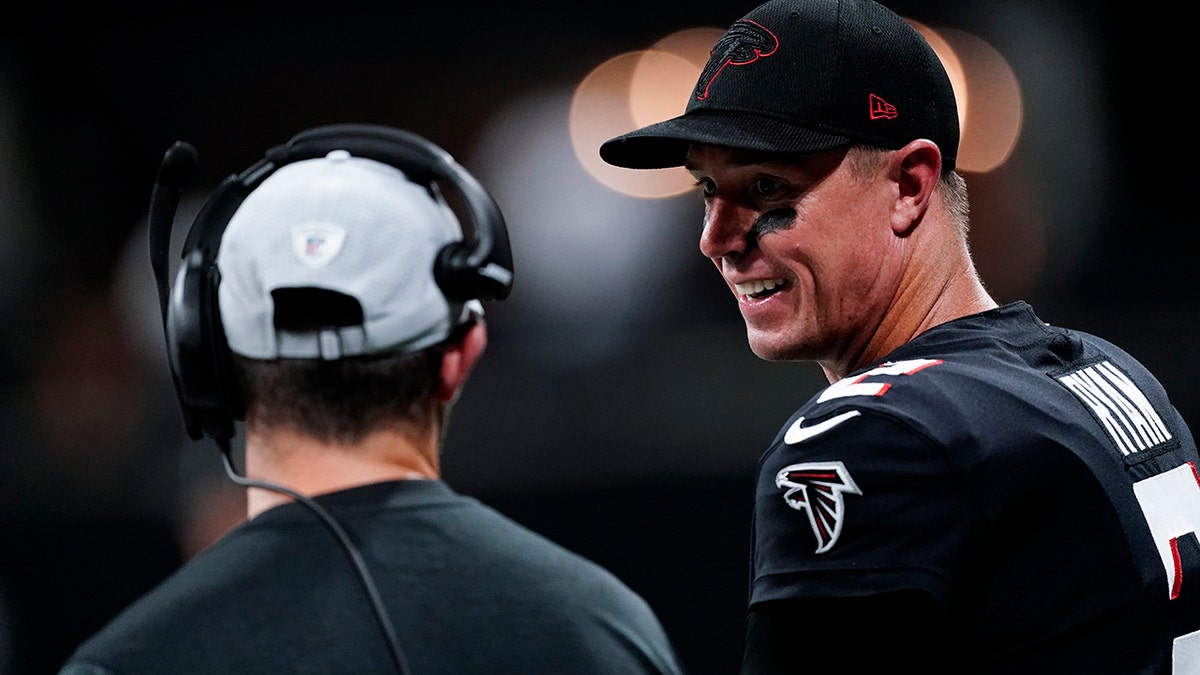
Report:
699,198,752,260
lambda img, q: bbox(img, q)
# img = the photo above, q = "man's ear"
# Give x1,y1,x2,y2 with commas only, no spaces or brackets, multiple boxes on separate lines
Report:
435,319,487,403
890,139,942,235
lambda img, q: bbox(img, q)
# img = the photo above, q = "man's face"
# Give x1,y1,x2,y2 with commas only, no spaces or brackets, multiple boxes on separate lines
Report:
685,144,905,368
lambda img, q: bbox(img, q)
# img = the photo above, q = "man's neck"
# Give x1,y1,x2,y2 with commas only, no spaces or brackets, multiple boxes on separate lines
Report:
241,426,439,518
823,235,998,383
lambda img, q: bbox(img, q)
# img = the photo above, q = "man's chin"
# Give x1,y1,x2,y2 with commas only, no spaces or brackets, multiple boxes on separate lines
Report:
746,332,791,362
745,325,819,362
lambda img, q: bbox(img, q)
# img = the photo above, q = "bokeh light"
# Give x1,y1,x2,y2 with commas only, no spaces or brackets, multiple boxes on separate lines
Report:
569,27,724,199
474,88,698,366
629,27,726,127
912,21,1023,173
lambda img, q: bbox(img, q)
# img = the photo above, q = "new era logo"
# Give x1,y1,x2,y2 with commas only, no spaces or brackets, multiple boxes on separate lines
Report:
869,93,897,120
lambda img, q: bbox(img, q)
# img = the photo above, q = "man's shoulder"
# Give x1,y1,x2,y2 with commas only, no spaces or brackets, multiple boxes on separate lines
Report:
57,662,115,675
58,569,211,673
798,355,1019,418
59,528,278,670
774,345,1075,466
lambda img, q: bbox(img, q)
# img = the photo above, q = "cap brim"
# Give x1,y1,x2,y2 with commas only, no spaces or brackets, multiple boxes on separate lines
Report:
599,110,854,170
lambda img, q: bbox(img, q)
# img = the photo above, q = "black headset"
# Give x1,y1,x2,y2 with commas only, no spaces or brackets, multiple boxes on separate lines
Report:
148,123,515,446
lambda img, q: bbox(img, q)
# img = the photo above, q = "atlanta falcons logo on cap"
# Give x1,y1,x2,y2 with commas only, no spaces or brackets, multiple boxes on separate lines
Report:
775,461,861,554
695,19,778,101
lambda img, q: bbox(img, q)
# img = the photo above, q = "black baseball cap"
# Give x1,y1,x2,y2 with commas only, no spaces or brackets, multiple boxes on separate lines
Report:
599,0,959,171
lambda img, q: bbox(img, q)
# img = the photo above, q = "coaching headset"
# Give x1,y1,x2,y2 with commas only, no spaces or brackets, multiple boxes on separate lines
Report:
147,123,515,447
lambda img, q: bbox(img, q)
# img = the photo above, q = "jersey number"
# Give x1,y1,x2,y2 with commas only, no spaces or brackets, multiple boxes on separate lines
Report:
816,359,942,403
1133,461,1200,672
1134,462,1200,600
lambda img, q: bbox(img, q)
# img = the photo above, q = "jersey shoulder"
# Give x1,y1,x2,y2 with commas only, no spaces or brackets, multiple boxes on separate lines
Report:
776,303,1195,472
779,355,1012,448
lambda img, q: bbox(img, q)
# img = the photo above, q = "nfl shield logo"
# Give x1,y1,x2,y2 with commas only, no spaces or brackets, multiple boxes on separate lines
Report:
291,222,346,269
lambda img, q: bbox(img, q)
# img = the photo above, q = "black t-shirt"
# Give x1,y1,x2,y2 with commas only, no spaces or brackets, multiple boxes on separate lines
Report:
749,302,1200,673
60,480,684,675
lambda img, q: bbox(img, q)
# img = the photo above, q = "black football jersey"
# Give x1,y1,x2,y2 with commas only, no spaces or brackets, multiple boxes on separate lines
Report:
752,301,1200,673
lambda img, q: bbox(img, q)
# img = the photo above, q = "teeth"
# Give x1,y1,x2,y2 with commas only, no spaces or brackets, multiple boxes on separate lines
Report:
734,278,785,297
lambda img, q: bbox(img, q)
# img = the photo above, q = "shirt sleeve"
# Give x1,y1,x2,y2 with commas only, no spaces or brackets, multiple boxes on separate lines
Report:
740,590,959,673
57,662,118,675
750,408,983,610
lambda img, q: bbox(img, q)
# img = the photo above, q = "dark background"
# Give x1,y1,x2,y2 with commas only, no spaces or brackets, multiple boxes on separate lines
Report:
0,2,1196,674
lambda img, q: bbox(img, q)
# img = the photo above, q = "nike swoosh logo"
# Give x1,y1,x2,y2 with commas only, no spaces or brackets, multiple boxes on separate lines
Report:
784,410,862,445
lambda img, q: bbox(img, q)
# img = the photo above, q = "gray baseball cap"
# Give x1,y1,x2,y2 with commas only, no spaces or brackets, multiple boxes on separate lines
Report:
216,149,482,360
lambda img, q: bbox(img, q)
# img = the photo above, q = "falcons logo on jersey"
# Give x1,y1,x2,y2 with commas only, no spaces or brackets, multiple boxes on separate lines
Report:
775,461,862,554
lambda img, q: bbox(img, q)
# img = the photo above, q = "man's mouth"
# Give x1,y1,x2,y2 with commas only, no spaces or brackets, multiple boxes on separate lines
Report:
733,278,787,300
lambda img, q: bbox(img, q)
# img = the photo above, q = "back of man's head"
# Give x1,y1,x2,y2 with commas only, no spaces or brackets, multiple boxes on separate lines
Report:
217,149,483,441
218,149,482,362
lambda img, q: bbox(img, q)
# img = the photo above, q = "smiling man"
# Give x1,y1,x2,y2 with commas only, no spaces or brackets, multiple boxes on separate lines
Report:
599,0,1200,673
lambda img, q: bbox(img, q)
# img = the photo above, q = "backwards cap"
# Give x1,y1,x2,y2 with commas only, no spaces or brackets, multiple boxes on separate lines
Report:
599,0,959,170
216,149,481,360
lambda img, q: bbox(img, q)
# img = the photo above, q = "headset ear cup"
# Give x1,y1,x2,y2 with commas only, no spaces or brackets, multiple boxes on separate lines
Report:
433,241,474,302
166,251,239,442
205,265,245,424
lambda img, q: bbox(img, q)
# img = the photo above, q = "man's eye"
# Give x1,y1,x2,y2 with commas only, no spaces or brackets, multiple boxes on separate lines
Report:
753,178,780,196
694,178,716,197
